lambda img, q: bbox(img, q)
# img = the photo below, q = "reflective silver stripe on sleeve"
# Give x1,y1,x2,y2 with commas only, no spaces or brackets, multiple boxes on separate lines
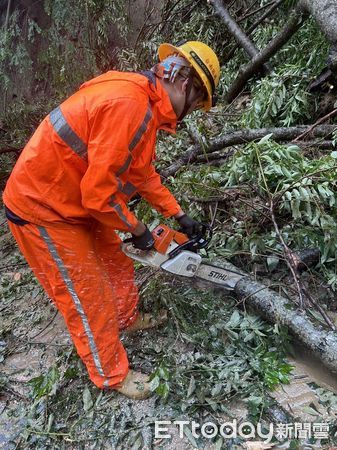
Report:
116,178,123,191
38,226,106,381
50,107,87,158
129,103,152,151
116,153,132,177
108,199,134,229
113,103,152,178
120,181,137,197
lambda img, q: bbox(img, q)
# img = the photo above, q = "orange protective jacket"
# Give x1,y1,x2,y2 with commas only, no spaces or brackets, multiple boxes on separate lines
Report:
3,71,181,231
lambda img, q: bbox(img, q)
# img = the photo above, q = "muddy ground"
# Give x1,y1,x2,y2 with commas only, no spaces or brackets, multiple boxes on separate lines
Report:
1,206,337,449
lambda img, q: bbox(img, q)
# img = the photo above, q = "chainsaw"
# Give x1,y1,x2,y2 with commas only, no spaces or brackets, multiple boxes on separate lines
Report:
122,224,244,290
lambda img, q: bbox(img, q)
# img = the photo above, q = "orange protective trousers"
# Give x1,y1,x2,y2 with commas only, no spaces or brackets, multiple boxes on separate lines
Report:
8,220,137,388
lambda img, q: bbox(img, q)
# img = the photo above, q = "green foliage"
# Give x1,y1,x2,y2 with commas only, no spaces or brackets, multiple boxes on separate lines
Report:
166,136,337,290
29,367,60,400
149,361,170,399
0,0,129,105
148,283,293,417
243,20,329,128
223,138,337,269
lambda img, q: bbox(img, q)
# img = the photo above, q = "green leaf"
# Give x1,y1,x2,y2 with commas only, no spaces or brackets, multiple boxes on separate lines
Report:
258,133,273,144
156,382,169,399
83,385,93,414
149,375,160,391
267,256,279,271
226,310,241,328
211,383,222,396
187,376,196,398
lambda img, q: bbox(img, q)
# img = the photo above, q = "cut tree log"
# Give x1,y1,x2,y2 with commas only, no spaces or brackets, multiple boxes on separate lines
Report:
292,248,320,272
189,258,337,374
160,124,337,178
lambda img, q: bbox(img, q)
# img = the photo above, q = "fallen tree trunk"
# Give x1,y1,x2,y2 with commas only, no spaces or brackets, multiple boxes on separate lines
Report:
209,0,271,72
301,0,337,49
161,124,337,178
235,277,337,373
225,0,284,62
190,258,337,374
225,6,306,103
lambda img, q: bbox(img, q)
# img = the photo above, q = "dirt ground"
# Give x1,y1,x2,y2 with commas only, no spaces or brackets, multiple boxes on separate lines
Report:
1,209,337,449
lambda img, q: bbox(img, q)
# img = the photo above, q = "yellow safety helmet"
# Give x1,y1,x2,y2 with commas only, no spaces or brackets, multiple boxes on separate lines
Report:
158,40,220,111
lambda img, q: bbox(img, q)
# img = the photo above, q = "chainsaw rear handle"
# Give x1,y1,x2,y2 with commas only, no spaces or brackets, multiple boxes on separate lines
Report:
170,223,212,258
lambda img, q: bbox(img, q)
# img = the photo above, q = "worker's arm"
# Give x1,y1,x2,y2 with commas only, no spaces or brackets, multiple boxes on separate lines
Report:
81,98,148,234
137,164,184,218
137,165,203,235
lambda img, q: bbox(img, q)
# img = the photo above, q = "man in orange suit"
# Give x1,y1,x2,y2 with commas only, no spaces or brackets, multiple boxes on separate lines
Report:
3,41,220,399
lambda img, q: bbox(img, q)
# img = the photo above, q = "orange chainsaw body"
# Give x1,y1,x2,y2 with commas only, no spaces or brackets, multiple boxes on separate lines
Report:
152,224,189,255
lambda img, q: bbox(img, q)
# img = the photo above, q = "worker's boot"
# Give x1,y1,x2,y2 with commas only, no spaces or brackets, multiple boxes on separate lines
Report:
115,370,151,400
126,309,168,333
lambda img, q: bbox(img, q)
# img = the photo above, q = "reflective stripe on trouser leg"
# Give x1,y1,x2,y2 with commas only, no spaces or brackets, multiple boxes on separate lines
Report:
7,221,129,388
92,222,139,330
38,226,107,383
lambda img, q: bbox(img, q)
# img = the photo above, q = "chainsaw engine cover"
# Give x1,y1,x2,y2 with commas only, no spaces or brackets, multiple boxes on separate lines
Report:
160,251,202,277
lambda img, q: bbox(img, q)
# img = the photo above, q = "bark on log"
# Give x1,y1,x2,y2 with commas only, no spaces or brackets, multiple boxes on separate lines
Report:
160,124,337,178
301,0,337,47
235,277,337,373
225,6,306,103
292,248,320,272
209,0,270,72
190,258,337,374
225,0,284,62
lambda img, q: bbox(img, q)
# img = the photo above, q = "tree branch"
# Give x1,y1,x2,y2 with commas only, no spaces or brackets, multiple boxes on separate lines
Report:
225,5,306,103
293,109,337,141
209,0,271,72
225,0,284,62
160,124,337,178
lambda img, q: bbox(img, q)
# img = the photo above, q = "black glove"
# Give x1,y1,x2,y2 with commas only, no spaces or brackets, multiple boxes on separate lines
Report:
176,214,202,238
130,226,155,250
